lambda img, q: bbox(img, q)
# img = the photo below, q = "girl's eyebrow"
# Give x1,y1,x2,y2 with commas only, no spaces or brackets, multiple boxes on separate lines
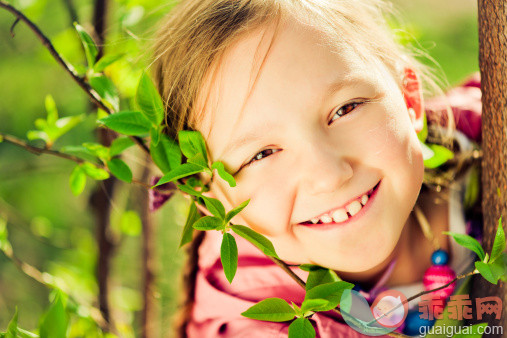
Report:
223,76,368,157
223,122,271,158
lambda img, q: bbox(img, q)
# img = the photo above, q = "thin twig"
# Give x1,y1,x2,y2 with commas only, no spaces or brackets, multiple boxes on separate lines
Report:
368,271,478,326
9,17,19,37
0,0,149,154
0,239,107,330
0,132,152,190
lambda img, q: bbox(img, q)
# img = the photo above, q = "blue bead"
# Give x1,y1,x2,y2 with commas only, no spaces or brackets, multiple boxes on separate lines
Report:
431,249,449,265
352,284,362,292
403,309,435,336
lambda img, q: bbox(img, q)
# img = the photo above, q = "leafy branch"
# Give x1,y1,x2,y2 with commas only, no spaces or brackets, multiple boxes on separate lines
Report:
0,0,149,154
364,220,506,329
0,219,107,332
0,132,151,190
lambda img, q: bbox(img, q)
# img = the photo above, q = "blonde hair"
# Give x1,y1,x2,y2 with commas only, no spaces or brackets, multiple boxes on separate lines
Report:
150,1,469,336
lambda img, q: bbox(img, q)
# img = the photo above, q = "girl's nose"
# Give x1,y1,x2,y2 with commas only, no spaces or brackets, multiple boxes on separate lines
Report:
298,142,353,196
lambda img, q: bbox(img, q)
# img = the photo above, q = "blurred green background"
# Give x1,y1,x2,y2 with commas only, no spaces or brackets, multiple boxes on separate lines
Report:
0,0,478,336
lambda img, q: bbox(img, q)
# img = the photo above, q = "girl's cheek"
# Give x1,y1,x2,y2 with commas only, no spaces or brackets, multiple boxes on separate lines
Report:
225,169,293,237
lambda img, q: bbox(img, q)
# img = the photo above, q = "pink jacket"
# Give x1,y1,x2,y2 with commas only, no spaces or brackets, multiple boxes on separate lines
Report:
187,230,378,337
184,73,482,338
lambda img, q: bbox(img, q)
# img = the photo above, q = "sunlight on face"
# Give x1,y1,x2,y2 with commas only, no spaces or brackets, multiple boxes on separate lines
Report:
194,18,424,273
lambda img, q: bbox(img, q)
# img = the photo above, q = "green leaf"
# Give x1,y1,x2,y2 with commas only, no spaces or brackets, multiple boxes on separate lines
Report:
45,95,58,125
39,290,68,338
475,261,504,285
192,216,224,231
187,153,209,168
305,268,341,291
60,145,97,163
136,72,164,126
490,217,506,263
300,299,330,314
202,196,226,219
288,318,316,338
299,264,327,272
93,53,124,72
69,165,86,196
81,162,110,180
225,199,250,223
179,202,199,248
6,307,18,338
211,161,236,187
230,224,278,258
150,126,161,147
304,281,354,312
178,130,208,163
154,163,208,187
463,165,480,210
177,184,203,198
120,210,142,236
110,137,135,157
241,298,296,322
150,134,182,174
0,217,12,254
26,130,50,144
221,233,238,283
107,158,132,183
16,329,38,338
52,115,85,140
98,111,152,135
417,110,428,143
83,142,110,161
423,144,454,169
444,232,485,261
73,22,98,67
89,75,120,112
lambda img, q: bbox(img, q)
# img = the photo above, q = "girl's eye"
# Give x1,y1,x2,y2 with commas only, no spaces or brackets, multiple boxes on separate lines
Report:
244,148,280,168
328,101,362,125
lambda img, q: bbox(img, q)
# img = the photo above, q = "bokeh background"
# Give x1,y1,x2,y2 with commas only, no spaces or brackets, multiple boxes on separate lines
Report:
0,0,479,336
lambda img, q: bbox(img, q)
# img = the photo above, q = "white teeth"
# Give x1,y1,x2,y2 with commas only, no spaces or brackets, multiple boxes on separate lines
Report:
360,194,369,206
345,200,363,216
320,215,333,223
332,208,349,223
306,193,370,224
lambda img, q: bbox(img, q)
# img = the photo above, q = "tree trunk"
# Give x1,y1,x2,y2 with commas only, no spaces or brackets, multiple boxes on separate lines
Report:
140,155,158,338
89,0,116,333
471,1,507,337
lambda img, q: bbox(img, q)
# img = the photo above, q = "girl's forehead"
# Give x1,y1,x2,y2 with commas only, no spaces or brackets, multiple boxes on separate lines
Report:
194,19,387,161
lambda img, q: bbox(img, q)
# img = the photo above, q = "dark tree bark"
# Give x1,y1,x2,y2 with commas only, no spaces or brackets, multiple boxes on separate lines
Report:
89,0,116,333
140,155,158,338
471,1,507,337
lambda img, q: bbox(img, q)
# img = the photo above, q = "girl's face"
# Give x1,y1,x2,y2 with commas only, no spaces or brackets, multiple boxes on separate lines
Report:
195,20,424,273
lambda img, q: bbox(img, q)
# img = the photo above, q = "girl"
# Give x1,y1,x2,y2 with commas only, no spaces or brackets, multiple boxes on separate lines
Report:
151,0,483,336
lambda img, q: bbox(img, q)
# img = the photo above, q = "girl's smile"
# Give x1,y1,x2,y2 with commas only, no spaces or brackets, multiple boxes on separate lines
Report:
297,179,381,229
195,16,425,276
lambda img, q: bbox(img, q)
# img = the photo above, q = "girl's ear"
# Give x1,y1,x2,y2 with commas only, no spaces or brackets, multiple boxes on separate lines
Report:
402,67,425,133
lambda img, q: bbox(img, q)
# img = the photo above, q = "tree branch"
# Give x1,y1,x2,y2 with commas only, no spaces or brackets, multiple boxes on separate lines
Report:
0,132,152,189
0,238,108,330
0,0,149,154
367,271,478,326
